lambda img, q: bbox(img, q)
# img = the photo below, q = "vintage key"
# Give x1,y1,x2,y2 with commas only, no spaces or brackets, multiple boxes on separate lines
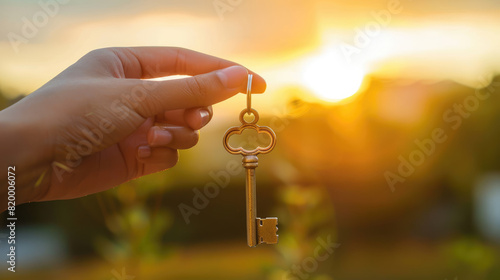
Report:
223,74,278,247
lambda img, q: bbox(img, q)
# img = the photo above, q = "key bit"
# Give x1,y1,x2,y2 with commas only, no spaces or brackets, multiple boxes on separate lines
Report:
257,217,278,245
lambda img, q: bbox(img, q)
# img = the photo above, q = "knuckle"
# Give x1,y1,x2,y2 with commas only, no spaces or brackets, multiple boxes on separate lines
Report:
81,48,123,69
172,48,187,74
185,76,208,101
84,47,114,58
186,76,204,93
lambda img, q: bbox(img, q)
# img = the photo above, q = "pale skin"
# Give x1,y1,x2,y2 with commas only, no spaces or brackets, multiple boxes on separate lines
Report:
0,47,266,212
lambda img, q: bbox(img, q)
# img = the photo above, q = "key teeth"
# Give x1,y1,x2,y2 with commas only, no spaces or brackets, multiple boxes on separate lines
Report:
256,217,279,245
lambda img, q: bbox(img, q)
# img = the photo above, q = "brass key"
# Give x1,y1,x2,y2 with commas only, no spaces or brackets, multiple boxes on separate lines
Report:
223,74,278,247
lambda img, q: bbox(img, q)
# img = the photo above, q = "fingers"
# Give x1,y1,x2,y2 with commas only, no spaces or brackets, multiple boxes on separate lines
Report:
112,47,266,93
135,122,198,175
137,146,179,174
147,125,199,149
184,107,212,130
133,65,250,117
160,106,213,130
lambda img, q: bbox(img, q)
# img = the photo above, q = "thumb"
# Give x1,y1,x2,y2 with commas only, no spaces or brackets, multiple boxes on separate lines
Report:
132,65,251,117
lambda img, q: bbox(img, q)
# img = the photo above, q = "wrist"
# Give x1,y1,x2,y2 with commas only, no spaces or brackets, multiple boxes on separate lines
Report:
0,106,54,209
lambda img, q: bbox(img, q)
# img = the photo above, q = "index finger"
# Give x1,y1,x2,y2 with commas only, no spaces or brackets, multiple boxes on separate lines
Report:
113,47,266,93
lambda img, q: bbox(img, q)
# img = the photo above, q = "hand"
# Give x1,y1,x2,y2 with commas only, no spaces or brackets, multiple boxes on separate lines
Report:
0,47,266,207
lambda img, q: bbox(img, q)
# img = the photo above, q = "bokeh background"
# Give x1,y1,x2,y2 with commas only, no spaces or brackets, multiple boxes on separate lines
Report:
1,0,500,279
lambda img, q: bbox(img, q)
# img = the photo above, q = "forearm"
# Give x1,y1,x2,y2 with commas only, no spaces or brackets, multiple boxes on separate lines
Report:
0,106,53,212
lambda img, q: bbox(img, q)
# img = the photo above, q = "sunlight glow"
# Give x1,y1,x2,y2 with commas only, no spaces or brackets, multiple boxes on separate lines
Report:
301,49,366,102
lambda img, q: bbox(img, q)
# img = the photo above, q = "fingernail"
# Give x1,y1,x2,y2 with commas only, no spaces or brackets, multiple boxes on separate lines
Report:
138,145,151,159
199,109,210,127
216,66,248,88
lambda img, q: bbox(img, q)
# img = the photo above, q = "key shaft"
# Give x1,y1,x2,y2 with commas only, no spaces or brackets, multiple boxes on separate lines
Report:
243,155,258,247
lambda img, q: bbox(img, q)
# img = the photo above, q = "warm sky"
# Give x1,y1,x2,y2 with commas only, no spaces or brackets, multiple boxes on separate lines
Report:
1,0,500,113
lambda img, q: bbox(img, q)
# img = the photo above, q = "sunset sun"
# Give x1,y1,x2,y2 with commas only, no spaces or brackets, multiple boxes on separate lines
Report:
301,49,366,102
